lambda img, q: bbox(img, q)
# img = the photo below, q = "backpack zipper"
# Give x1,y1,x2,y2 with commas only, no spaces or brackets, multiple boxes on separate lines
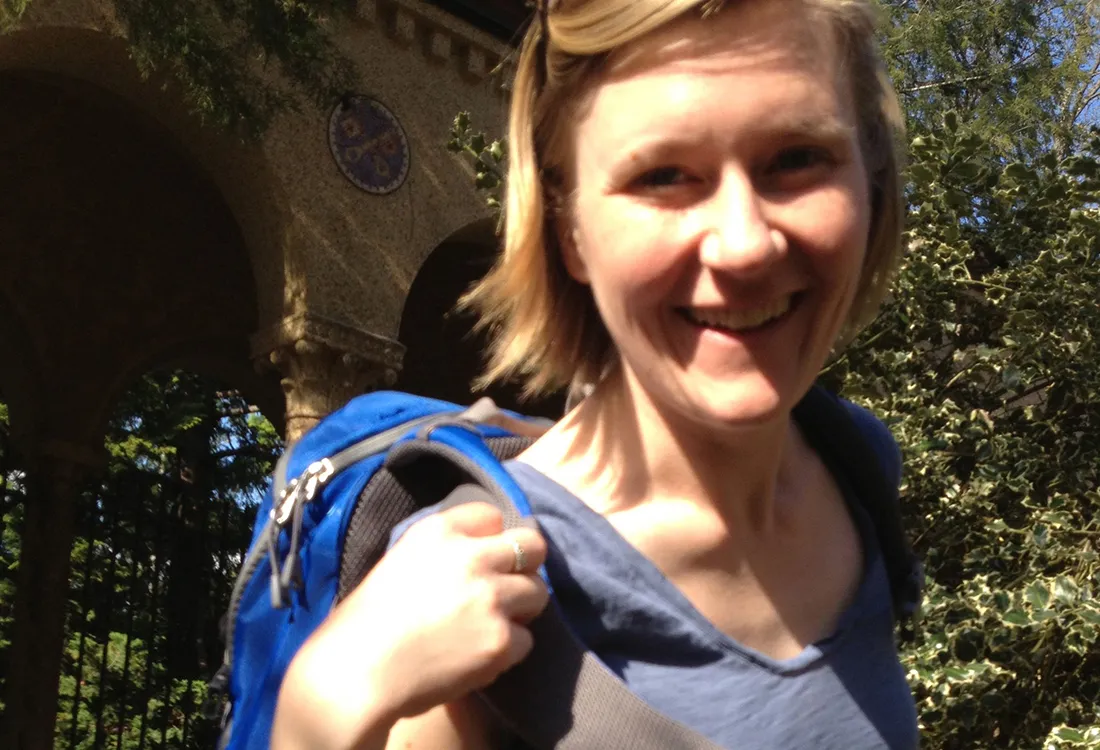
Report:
216,412,457,696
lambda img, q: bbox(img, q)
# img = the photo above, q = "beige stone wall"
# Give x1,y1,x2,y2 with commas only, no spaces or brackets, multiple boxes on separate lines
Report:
0,0,513,445
262,0,510,339
2,0,507,339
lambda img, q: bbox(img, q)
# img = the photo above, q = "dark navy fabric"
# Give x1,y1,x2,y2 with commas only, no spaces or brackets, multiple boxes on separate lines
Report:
841,400,904,490
391,408,918,750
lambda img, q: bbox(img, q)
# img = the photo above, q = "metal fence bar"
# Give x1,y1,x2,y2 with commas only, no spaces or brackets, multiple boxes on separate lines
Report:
179,488,198,748
115,485,144,750
0,425,9,530
158,488,180,747
136,480,170,750
216,488,232,645
67,503,99,748
91,494,121,750
0,428,13,714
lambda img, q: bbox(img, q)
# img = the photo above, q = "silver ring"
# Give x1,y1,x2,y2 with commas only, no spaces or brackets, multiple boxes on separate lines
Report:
511,538,528,574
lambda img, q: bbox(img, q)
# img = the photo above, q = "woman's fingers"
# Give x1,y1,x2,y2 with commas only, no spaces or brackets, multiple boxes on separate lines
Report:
434,501,505,538
474,526,548,575
505,621,536,669
277,498,556,743
492,573,551,624
422,503,548,574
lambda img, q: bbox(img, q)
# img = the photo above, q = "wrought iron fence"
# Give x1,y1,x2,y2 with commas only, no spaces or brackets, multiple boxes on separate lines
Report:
0,374,277,749
54,478,257,749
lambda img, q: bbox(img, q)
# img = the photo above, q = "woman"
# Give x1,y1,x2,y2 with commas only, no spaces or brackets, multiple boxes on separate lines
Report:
273,0,915,747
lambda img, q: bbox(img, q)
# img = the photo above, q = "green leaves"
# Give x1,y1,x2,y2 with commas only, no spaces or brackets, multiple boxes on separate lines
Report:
108,0,358,136
943,110,959,134
0,0,30,31
450,112,507,215
1025,580,1051,609
1046,725,1100,749
1053,576,1080,605
856,131,1100,748
1004,162,1036,182
840,5,1100,745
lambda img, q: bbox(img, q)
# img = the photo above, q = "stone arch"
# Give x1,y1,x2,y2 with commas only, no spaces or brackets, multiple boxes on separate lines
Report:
0,55,290,746
0,25,292,328
102,338,288,444
396,219,565,418
0,66,277,453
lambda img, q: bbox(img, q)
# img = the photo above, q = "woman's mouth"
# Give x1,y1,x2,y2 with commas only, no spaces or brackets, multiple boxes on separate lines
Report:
676,294,798,334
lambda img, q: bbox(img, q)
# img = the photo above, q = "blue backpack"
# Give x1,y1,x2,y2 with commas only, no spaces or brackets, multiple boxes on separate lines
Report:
210,386,922,750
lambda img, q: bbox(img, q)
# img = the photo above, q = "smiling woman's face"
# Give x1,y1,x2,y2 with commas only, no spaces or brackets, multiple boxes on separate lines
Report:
560,0,871,429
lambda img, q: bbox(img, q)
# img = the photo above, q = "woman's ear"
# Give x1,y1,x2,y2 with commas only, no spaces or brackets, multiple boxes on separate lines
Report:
553,204,590,284
546,177,589,283
558,224,589,284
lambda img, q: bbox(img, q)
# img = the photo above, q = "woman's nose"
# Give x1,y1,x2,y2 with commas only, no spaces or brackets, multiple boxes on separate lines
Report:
698,173,784,277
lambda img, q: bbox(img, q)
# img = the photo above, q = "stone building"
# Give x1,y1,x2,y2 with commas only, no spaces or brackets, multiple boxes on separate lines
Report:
0,0,540,745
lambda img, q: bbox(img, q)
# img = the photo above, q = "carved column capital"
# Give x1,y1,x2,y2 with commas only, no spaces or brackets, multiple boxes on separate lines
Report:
251,314,405,443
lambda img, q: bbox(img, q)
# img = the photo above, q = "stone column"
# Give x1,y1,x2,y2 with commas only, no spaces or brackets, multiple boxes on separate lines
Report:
252,313,405,443
0,440,102,750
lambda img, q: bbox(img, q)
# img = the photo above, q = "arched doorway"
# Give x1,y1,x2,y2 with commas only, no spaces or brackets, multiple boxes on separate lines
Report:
0,69,279,748
397,222,566,419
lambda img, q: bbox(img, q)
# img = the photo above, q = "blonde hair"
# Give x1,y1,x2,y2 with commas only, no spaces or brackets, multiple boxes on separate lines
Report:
465,0,906,398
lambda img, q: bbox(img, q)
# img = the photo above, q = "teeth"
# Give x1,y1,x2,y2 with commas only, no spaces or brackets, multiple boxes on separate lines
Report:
685,296,792,332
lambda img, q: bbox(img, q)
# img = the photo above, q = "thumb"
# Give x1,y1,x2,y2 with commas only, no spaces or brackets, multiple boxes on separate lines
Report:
438,500,506,538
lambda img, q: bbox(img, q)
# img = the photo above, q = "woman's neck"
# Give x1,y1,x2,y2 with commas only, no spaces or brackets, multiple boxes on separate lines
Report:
522,367,804,534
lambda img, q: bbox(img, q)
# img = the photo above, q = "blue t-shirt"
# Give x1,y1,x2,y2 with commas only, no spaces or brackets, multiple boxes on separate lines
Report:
392,410,918,749
503,460,918,750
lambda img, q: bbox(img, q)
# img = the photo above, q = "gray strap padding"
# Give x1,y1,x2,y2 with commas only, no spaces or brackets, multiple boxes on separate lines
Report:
273,450,292,505
460,397,555,439
438,484,725,750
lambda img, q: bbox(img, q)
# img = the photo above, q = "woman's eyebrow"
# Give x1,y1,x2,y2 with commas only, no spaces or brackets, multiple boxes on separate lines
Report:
765,113,856,143
597,137,704,182
609,115,854,163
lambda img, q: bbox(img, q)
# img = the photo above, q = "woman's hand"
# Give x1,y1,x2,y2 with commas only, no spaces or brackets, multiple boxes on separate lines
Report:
272,501,550,750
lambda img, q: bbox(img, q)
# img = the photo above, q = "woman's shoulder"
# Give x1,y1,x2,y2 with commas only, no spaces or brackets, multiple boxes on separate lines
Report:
801,387,903,490
835,397,903,489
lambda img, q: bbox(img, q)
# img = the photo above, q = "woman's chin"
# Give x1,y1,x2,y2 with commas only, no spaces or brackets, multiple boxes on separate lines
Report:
676,374,795,431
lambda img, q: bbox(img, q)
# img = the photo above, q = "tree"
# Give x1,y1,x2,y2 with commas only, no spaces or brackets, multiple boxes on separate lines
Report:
841,119,1100,750
859,8,1100,743
1,0,358,136
881,0,1100,158
449,2,1100,746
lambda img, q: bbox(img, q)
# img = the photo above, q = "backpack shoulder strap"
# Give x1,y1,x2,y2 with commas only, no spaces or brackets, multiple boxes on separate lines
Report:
793,385,922,634
382,425,725,750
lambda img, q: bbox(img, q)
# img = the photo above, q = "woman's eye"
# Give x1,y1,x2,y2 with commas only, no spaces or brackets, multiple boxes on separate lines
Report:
636,166,692,188
770,147,831,173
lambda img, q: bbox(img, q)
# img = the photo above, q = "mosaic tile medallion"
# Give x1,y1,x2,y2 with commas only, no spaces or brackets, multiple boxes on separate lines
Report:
328,96,411,194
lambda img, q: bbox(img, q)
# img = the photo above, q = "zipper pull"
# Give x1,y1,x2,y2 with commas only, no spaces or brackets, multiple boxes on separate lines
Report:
272,478,302,527
302,458,336,503
271,458,335,527
268,457,337,609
